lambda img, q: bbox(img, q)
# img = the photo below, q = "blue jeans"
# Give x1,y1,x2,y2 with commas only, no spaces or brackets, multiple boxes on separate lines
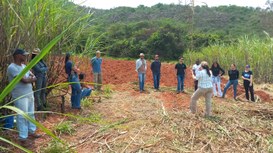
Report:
138,73,146,91
177,75,185,92
81,88,92,99
153,73,160,89
222,79,238,98
69,74,82,108
14,95,36,139
34,75,47,110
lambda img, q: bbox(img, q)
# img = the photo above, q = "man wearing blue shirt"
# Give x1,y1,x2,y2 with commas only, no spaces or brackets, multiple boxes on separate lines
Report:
91,51,102,90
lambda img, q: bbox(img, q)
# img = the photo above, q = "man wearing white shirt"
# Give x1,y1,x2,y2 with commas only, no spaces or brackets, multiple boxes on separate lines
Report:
192,59,200,91
136,53,147,93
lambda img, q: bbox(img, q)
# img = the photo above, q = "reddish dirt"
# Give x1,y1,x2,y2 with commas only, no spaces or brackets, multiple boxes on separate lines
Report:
74,57,271,103
77,57,192,88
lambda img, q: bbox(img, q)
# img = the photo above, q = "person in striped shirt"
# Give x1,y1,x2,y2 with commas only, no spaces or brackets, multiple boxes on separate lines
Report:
190,61,213,117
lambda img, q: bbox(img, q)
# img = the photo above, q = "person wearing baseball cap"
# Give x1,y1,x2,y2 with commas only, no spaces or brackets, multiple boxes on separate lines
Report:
136,53,147,93
7,49,41,147
31,48,48,111
242,64,255,102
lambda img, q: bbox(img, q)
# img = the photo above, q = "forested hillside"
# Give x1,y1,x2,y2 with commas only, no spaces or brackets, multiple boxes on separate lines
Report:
83,4,273,59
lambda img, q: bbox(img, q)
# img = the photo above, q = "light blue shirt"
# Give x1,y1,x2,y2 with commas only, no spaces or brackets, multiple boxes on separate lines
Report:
196,69,213,88
7,63,33,98
91,57,102,73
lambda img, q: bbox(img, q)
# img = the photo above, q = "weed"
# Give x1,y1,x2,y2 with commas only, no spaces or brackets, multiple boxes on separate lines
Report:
81,98,93,108
103,84,113,99
41,140,75,153
54,121,75,136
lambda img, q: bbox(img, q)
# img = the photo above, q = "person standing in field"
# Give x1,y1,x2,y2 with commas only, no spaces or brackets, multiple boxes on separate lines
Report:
242,65,255,102
90,51,102,91
222,64,239,100
7,49,41,146
65,52,82,109
210,61,225,97
192,59,200,91
150,54,161,91
190,61,213,117
31,48,48,111
175,57,187,93
136,53,147,93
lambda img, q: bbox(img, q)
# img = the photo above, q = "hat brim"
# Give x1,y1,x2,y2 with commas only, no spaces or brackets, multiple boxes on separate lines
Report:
23,52,30,55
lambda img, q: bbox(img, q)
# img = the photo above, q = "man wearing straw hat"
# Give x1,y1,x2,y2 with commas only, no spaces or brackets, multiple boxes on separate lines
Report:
31,48,48,111
91,50,103,91
136,53,147,93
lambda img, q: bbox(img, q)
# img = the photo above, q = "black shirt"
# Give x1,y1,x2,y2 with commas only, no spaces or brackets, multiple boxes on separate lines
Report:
228,69,239,80
175,63,187,76
151,60,161,74
211,67,225,76
242,71,253,83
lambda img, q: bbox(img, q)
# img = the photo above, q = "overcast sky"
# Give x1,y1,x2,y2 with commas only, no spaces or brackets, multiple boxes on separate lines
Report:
73,0,267,9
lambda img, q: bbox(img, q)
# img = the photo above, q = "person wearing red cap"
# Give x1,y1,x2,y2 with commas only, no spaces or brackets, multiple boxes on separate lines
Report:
242,65,255,102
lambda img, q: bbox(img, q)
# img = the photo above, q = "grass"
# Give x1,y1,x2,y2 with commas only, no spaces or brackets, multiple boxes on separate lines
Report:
184,35,273,83
81,98,93,108
54,121,75,136
41,140,75,153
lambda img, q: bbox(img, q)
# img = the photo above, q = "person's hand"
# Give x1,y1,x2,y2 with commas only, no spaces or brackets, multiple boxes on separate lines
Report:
250,83,253,86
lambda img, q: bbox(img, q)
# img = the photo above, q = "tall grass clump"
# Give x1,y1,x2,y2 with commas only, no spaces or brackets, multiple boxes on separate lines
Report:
184,34,273,83
0,0,94,152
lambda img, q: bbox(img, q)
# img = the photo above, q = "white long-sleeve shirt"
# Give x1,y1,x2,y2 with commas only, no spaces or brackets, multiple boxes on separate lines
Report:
196,69,213,88
136,58,147,73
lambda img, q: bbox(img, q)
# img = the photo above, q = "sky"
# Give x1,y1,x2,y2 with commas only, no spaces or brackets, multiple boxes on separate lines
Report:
72,0,268,9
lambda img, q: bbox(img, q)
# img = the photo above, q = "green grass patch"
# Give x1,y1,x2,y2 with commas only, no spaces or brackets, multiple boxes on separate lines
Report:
54,121,75,136
41,140,75,153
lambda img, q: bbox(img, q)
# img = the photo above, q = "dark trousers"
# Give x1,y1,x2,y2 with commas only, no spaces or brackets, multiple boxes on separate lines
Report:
243,82,255,102
34,75,47,111
153,73,160,89
194,80,198,91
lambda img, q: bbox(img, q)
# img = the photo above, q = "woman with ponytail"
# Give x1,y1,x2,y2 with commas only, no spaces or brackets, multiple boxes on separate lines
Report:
65,52,82,109
190,61,213,117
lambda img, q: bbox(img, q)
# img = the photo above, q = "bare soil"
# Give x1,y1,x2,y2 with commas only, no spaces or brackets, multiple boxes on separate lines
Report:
2,58,272,152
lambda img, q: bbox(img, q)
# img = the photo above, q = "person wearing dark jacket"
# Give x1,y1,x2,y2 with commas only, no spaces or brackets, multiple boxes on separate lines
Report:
210,62,225,97
32,48,48,111
150,54,161,90
222,64,239,100
242,65,255,102
175,57,187,93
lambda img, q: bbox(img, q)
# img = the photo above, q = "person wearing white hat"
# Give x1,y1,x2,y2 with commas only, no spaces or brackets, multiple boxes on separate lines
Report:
31,48,48,111
90,50,103,91
136,53,147,93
